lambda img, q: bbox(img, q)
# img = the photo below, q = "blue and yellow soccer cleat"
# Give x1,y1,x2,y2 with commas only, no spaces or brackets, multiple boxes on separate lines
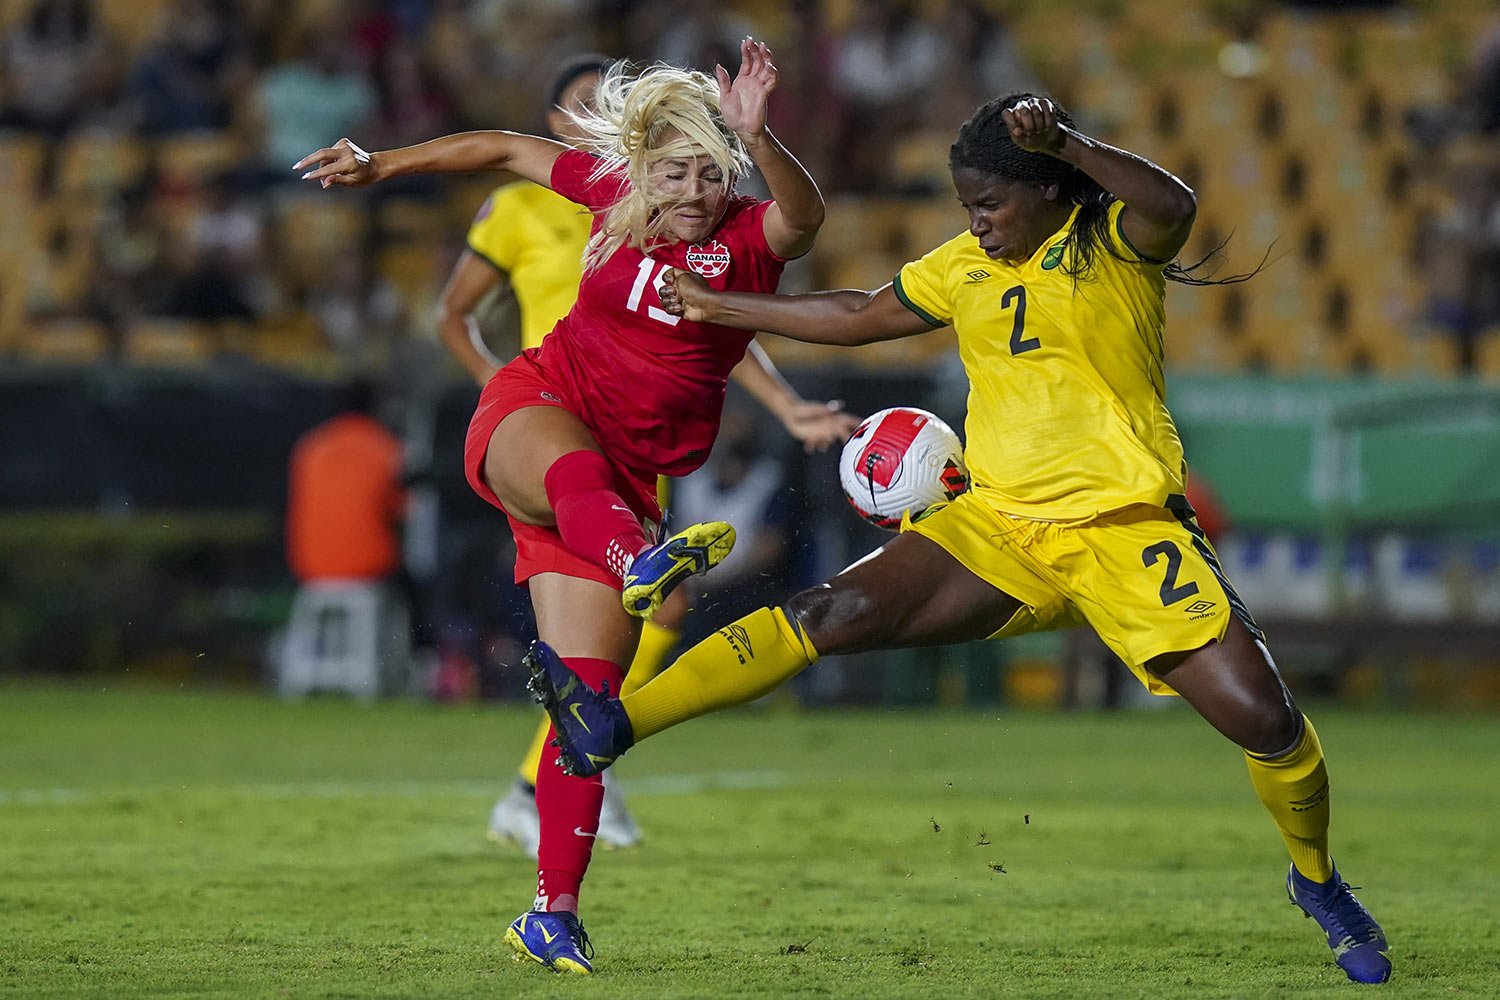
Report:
622,521,736,618
1286,864,1391,984
504,909,594,974
525,640,635,778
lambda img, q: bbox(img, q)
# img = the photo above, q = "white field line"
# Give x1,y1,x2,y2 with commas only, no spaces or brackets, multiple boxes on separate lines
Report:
0,769,800,808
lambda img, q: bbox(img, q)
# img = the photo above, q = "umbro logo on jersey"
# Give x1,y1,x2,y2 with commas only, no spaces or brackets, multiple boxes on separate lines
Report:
686,239,731,278
539,391,560,402
965,269,991,282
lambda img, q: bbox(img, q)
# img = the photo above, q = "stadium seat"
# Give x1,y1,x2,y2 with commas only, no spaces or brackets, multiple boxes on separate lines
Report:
277,580,410,702
0,133,47,199
55,131,150,198
11,318,112,364
122,319,216,367
154,131,247,185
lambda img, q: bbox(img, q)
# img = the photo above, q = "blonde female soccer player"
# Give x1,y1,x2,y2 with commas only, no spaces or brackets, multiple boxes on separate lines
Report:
440,54,855,863
298,38,838,974
529,94,1391,985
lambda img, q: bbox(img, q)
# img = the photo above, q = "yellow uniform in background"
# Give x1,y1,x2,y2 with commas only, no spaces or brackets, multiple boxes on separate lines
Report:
466,181,593,351
893,201,1259,687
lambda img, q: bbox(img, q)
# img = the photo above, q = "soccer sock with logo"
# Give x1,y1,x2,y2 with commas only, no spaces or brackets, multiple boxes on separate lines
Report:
544,450,651,581
622,606,818,740
618,620,681,697
535,656,624,913
1244,712,1334,883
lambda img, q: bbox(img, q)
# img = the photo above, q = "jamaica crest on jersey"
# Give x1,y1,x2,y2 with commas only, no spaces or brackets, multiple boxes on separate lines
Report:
685,239,731,278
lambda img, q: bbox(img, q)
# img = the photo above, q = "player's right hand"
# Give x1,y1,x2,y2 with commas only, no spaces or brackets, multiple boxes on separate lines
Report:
294,138,378,188
659,268,715,323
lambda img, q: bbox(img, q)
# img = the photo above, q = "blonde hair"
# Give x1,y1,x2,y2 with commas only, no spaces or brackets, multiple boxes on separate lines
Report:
565,61,752,270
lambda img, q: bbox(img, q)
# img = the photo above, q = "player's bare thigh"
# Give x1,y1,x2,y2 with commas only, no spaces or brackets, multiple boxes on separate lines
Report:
530,572,641,665
1144,618,1300,755
788,531,1024,655
484,405,605,525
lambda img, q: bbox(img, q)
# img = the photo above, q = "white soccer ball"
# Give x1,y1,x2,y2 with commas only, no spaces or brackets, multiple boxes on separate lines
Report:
838,406,969,530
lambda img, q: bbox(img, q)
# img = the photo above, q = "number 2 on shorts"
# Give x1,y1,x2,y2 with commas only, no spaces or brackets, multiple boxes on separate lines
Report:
1142,540,1200,606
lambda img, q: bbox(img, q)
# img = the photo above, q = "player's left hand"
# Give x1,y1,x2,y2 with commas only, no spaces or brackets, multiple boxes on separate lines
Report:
1001,96,1067,155
783,400,861,454
716,36,778,140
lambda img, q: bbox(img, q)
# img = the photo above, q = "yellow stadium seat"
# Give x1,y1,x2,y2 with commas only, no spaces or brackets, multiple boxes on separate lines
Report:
12,318,111,364
123,319,216,366
56,131,150,197
155,131,248,184
0,133,47,198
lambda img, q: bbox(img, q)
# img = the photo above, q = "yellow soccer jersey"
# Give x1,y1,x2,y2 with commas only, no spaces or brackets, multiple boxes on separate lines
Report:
466,181,592,350
893,200,1184,521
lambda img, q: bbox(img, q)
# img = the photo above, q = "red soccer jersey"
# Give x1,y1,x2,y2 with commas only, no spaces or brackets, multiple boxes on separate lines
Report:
526,148,789,477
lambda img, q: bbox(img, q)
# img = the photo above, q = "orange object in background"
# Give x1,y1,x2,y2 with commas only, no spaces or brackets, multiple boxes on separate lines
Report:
286,407,405,583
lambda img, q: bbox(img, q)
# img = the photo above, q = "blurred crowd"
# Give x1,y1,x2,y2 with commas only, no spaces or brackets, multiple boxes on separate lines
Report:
0,0,1038,373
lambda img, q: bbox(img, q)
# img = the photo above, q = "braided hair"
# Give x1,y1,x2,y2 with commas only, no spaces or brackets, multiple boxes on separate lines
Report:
949,93,1251,285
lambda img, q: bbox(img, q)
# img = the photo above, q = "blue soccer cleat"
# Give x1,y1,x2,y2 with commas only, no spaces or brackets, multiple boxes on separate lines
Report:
1287,864,1391,984
525,640,635,778
622,520,736,618
504,909,594,974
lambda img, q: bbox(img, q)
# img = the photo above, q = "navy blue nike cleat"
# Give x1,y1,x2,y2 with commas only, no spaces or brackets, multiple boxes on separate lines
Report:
1287,864,1391,984
525,640,635,777
504,909,593,974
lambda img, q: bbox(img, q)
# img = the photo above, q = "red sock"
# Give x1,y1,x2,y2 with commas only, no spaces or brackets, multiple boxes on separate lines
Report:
535,656,626,912
544,450,651,581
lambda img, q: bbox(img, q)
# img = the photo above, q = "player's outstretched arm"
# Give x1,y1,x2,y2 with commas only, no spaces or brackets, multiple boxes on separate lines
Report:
1004,96,1196,261
294,131,570,190
716,38,824,259
661,270,931,347
729,341,860,452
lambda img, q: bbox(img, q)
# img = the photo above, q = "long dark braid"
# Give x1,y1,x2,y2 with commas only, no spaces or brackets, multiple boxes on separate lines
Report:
948,93,1256,285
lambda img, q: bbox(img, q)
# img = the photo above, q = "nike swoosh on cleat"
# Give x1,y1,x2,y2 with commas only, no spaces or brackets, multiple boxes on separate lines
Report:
568,703,592,734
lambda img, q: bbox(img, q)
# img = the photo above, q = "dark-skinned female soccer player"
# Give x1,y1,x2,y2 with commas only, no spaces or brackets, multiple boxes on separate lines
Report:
528,94,1391,985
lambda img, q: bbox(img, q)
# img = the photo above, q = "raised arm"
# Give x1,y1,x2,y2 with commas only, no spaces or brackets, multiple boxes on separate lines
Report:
1004,96,1196,261
294,131,571,191
660,270,933,346
716,38,824,260
729,340,860,452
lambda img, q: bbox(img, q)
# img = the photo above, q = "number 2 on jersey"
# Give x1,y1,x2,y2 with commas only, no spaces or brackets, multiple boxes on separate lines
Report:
1002,285,1040,355
626,259,683,326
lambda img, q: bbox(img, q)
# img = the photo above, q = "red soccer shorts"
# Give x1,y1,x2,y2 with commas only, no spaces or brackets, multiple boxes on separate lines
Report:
464,354,661,589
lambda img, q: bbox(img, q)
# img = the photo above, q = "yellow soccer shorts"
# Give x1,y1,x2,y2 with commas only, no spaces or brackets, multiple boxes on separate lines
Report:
903,491,1262,696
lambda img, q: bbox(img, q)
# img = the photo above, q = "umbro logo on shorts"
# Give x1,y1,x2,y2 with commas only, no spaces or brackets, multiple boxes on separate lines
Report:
1184,599,1217,619
539,391,560,402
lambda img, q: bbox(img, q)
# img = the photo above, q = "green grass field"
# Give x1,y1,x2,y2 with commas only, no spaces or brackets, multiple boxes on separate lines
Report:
2,681,1497,999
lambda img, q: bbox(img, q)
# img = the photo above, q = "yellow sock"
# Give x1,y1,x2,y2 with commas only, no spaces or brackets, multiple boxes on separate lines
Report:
1245,713,1333,882
518,714,551,787
622,606,818,740
619,620,680,698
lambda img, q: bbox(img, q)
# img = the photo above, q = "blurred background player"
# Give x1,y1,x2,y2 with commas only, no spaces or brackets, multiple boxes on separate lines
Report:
297,38,839,973
533,93,1391,986
435,54,858,860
